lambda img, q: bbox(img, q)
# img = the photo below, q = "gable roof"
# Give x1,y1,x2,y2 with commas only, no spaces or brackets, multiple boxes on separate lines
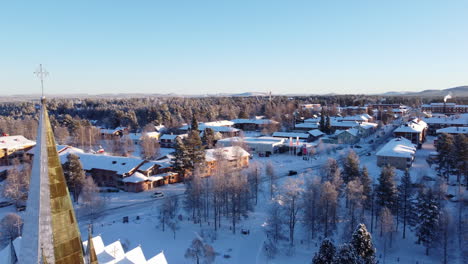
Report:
376,137,416,158
59,150,146,175
205,146,250,162
0,135,36,150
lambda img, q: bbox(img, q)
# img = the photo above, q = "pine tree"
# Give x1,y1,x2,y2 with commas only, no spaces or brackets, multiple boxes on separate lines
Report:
325,115,331,135
335,243,363,264
172,137,190,177
62,153,86,202
375,165,397,213
319,108,326,132
312,239,336,264
350,223,376,264
342,150,361,184
414,188,440,256
453,134,467,184
436,133,455,180
398,169,413,239
191,113,199,132
201,128,216,149
185,129,205,171
360,166,372,210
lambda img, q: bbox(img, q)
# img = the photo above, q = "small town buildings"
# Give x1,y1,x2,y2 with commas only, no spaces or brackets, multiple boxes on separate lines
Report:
59,150,173,192
376,137,416,170
356,122,378,137
422,102,468,115
100,126,128,139
335,128,360,144
394,119,428,147
424,114,468,135
299,103,322,111
202,146,250,177
294,122,319,131
272,132,311,141
231,118,279,131
0,135,36,166
435,126,468,136
179,123,240,137
308,129,325,141
159,134,187,148
217,136,285,155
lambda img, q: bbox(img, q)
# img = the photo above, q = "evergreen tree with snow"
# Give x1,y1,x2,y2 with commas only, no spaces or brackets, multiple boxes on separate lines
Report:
360,166,372,210
335,243,363,264
349,223,376,264
319,108,326,132
398,169,413,239
453,134,467,185
190,113,199,132
201,127,216,149
436,133,455,180
414,188,440,256
375,165,397,213
325,115,332,134
312,239,336,264
62,153,86,202
172,137,190,177
342,150,361,184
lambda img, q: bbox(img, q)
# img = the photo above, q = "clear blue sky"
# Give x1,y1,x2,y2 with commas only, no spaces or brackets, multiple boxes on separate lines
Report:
1,1,467,95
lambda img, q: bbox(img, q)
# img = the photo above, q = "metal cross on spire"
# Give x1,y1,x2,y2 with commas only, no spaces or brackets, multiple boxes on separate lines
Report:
34,64,49,97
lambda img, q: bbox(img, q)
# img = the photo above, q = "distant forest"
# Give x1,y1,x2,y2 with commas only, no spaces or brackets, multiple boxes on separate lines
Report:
0,95,466,139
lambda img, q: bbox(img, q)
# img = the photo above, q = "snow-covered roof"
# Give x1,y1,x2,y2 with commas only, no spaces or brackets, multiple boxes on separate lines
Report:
205,146,250,162
186,125,239,133
395,119,427,133
147,252,168,264
59,150,146,175
295,123,319,129
145,132,160,138
376,137,416,158
203,120,234,127
336,128,359,137
218,136,285,145
436,126,468,134
160,134,187,140
0,135,36,150
100,127,127,135
424,114,468,126
272,132,310,139
230,119,278,125
308,129,324,137
122,172,148,183
359,122,378,130
83,236,168,264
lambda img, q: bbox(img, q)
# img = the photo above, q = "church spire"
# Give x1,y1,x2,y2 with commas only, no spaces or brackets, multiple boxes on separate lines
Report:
86,224,99,264
20,99,85,263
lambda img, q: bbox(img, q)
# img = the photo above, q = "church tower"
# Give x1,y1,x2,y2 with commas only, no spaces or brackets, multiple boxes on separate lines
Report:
20,98,85,263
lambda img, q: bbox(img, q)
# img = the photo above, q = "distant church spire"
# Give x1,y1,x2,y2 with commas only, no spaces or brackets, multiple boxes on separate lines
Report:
20,97,85,263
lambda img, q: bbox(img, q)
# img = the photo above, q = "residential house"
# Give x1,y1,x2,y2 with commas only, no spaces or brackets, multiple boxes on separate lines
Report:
435,126,468,136
100,127,128,139
335,128,360,144
272,132,311,141
202,146,250,177
0,135,36,166
394,119,428,147
231,118,279,131
159,134,187,148
308,129,325,141
376,137,416,170
217,136,285,155
424,114,468,135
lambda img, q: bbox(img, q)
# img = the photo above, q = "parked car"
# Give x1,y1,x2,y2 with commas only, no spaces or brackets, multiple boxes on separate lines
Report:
16,205,26,212
354,145,362,149
151,192,164,198
288,170,298,176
